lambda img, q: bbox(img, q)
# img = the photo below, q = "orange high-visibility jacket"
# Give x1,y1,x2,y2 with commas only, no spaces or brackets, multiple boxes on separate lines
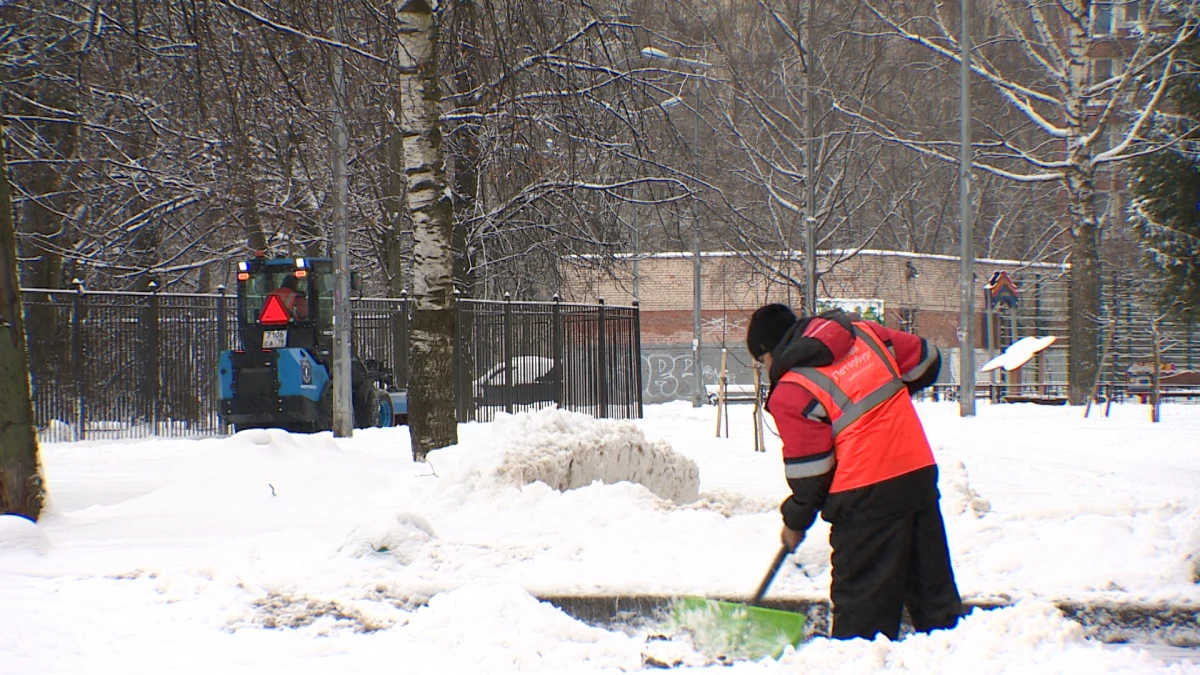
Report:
778,321,934,493
266,286,309,319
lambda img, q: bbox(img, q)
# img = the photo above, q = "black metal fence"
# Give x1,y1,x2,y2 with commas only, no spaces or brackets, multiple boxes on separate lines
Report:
21,288,640,442
454,297,643,423
23,288,234,442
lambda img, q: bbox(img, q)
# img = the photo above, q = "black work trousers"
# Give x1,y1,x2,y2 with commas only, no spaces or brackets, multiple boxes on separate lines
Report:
828,499,962,641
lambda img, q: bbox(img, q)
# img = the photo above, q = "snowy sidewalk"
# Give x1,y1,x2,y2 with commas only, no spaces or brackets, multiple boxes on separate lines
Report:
1,401,1198,673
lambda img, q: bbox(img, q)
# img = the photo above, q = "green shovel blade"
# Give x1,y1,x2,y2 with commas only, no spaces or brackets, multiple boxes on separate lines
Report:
671,596,806,661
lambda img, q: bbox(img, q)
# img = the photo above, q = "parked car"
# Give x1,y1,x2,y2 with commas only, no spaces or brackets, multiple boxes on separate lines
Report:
473,356,559,406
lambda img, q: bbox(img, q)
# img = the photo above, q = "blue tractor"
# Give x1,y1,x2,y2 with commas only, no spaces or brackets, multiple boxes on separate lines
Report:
217,254,407,433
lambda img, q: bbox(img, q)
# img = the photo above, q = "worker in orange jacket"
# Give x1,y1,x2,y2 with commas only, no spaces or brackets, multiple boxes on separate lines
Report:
746,304,961,641
266,274,309,320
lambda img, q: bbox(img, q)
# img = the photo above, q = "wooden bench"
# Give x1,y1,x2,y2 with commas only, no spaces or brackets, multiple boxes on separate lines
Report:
1001,394,1068,405
1130,387,1200,402
705,383,763,405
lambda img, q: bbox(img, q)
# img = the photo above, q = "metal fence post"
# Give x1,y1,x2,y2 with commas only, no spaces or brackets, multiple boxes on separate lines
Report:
552,295,563,409
632,299,643,419
217,285,228,351
1034,273,1043,390
454,290,466,422
1107,272,1117,401
503,292,513,415
1186,321,1194,372
72,279,85,441
597,297,608,419
397,290,409,390
147,281,161,435
216,284,229,434
1124,289,1132,400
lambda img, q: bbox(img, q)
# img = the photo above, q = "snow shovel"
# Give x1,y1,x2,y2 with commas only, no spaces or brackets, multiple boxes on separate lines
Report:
671,544,807,660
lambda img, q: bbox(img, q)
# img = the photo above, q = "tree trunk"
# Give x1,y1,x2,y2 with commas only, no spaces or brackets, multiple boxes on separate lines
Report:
451,127,480,296
385,85,409,297
1065,190,1101,405
0,129,46,520
398,0,458,461
16,85,77,390
1063,24,1100,407
1065,187,1101,405
443,0,481,297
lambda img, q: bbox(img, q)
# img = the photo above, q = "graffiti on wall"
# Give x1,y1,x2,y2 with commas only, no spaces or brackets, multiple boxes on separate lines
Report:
641,347,753,403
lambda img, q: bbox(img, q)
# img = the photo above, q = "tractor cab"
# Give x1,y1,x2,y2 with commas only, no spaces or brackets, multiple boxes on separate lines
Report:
217,254,405,433
236,256,333,366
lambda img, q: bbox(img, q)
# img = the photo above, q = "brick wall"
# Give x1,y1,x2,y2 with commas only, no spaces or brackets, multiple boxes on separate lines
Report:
562,250,1068,351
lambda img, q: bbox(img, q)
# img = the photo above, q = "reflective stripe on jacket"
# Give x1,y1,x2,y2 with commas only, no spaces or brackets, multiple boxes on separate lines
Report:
267,287,304,317
779,321,934,493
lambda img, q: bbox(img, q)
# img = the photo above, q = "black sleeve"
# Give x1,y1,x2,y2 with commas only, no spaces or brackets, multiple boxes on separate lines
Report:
905,342,941,395
780,471,835,532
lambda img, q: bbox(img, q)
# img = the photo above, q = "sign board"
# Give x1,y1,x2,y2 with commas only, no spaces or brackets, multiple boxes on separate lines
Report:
985,271,1020,308
817,298,885,324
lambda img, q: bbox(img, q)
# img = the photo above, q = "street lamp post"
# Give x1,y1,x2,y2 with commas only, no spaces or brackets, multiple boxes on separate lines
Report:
690,74,702,408
804,0,818,315
330,8,353,437
641,46,711,408
632,189,639,300
958,0,976,417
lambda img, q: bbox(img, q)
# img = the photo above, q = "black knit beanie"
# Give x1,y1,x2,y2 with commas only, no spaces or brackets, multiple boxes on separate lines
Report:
746,303,798,360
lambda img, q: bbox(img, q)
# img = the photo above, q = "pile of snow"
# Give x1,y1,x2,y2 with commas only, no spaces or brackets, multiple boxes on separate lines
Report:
672,489,781,518
776,601,1171,674
397,584,643,671
938,459,991,519
437,407,700,504
339,512,438,565
0,515,50,555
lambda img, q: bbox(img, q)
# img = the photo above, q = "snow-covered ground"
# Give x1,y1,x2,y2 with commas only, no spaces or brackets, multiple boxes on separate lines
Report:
2,401,1199,673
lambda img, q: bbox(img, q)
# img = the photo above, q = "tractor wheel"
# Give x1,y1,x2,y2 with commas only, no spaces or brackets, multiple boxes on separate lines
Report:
370,387,394,428
357,387,394,428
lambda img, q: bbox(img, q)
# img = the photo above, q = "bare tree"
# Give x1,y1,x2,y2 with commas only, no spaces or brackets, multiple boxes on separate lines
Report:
439,4,693,299
398,0,457,459
2,2,405,292
618,0,1061,306
0,127,45,520
847,0,1199,403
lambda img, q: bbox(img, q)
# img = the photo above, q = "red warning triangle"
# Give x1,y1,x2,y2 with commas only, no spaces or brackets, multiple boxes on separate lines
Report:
259,294,292,325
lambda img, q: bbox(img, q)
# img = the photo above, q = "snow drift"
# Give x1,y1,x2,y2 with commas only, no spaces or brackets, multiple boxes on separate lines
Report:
493,408,701,504
436,407,701,504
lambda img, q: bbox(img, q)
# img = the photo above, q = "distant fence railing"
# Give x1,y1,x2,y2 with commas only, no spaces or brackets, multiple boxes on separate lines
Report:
454,297,643,423
21,288,640,442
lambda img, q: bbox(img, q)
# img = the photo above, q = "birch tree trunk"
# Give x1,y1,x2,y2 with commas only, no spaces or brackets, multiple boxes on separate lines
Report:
0,128,46,520
398,0,458,461
385,91,409,297
1065,166,1101,404
1063,19,1101,405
